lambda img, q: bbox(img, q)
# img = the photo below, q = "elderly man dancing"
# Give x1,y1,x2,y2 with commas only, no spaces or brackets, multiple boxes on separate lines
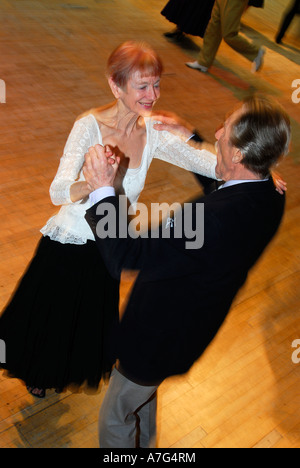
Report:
84,96,290,448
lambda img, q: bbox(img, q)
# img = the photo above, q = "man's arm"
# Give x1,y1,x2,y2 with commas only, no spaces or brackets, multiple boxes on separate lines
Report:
83,145,214,281
85,195,154,279
152,111,216,153
83,145,165,279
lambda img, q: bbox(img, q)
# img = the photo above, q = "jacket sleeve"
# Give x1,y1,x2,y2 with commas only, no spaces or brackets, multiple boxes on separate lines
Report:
85,196,152,279
85,194,219,281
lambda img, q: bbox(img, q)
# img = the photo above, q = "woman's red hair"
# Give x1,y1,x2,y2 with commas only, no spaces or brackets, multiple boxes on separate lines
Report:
107,41,163,88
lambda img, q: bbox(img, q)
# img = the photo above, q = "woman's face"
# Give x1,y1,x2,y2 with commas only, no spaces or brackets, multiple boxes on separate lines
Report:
118,70,161,116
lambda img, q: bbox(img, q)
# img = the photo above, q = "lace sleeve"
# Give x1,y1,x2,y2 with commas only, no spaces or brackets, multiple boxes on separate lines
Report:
153,129,218,180
49,117,92,205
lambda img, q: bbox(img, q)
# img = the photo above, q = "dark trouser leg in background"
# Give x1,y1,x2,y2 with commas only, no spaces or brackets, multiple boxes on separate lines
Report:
276,0,300,44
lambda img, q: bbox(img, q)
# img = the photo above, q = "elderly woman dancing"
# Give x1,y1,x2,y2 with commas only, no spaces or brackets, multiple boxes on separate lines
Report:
0,42,219,398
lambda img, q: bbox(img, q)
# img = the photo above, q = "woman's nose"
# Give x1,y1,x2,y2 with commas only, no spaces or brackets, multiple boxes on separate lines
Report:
148,86,158,100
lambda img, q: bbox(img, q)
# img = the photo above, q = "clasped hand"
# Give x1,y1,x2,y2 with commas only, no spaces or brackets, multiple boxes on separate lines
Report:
83,144,120,192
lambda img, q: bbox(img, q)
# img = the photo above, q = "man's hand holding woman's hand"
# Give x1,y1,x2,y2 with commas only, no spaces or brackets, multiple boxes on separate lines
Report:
83,144,120,192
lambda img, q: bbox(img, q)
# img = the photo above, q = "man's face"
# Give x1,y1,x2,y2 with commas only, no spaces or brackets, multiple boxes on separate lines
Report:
215,108,243,181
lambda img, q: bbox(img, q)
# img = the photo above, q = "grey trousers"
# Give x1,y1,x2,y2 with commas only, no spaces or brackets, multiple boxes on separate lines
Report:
98,368,159,448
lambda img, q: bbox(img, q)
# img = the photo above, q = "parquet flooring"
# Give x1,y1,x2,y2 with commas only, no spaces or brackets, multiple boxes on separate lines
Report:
0,0,299,448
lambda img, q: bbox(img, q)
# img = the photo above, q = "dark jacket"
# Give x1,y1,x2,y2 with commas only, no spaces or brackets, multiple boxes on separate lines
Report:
85,178,285,385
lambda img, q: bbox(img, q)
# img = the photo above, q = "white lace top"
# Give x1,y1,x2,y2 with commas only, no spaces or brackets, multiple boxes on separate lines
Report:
41,114,217,244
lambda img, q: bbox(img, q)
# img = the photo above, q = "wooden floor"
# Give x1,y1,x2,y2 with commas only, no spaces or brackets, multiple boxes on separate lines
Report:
0,0,300,448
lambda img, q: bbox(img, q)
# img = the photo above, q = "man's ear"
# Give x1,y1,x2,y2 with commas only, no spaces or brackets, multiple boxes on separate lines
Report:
232,149,243,164
108,77,122,99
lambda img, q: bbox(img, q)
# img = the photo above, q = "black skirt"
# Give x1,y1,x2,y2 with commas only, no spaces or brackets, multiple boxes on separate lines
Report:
161,0,215,37
0,236,120,390
248,0,264,7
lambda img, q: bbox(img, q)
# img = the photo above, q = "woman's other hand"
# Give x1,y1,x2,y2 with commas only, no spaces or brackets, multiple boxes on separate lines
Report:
83,145,120,191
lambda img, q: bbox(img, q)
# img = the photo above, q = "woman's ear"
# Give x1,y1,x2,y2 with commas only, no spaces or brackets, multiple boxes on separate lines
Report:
108,77,121,99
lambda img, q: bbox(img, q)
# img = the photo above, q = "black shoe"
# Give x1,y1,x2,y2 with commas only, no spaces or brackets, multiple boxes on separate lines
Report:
27,386,46,399
164,29,184,40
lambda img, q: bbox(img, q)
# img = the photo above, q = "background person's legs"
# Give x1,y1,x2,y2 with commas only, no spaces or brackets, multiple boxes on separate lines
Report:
197,0,223,68
222,0,260,62
276,0,300,44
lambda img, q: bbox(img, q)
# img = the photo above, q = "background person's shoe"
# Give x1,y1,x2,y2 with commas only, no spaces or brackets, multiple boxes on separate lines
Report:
164,28,184,40
251,47,266,73
185,61,208,72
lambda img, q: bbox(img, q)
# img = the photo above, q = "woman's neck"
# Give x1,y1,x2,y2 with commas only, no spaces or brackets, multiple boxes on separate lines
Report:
110,101,143,136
